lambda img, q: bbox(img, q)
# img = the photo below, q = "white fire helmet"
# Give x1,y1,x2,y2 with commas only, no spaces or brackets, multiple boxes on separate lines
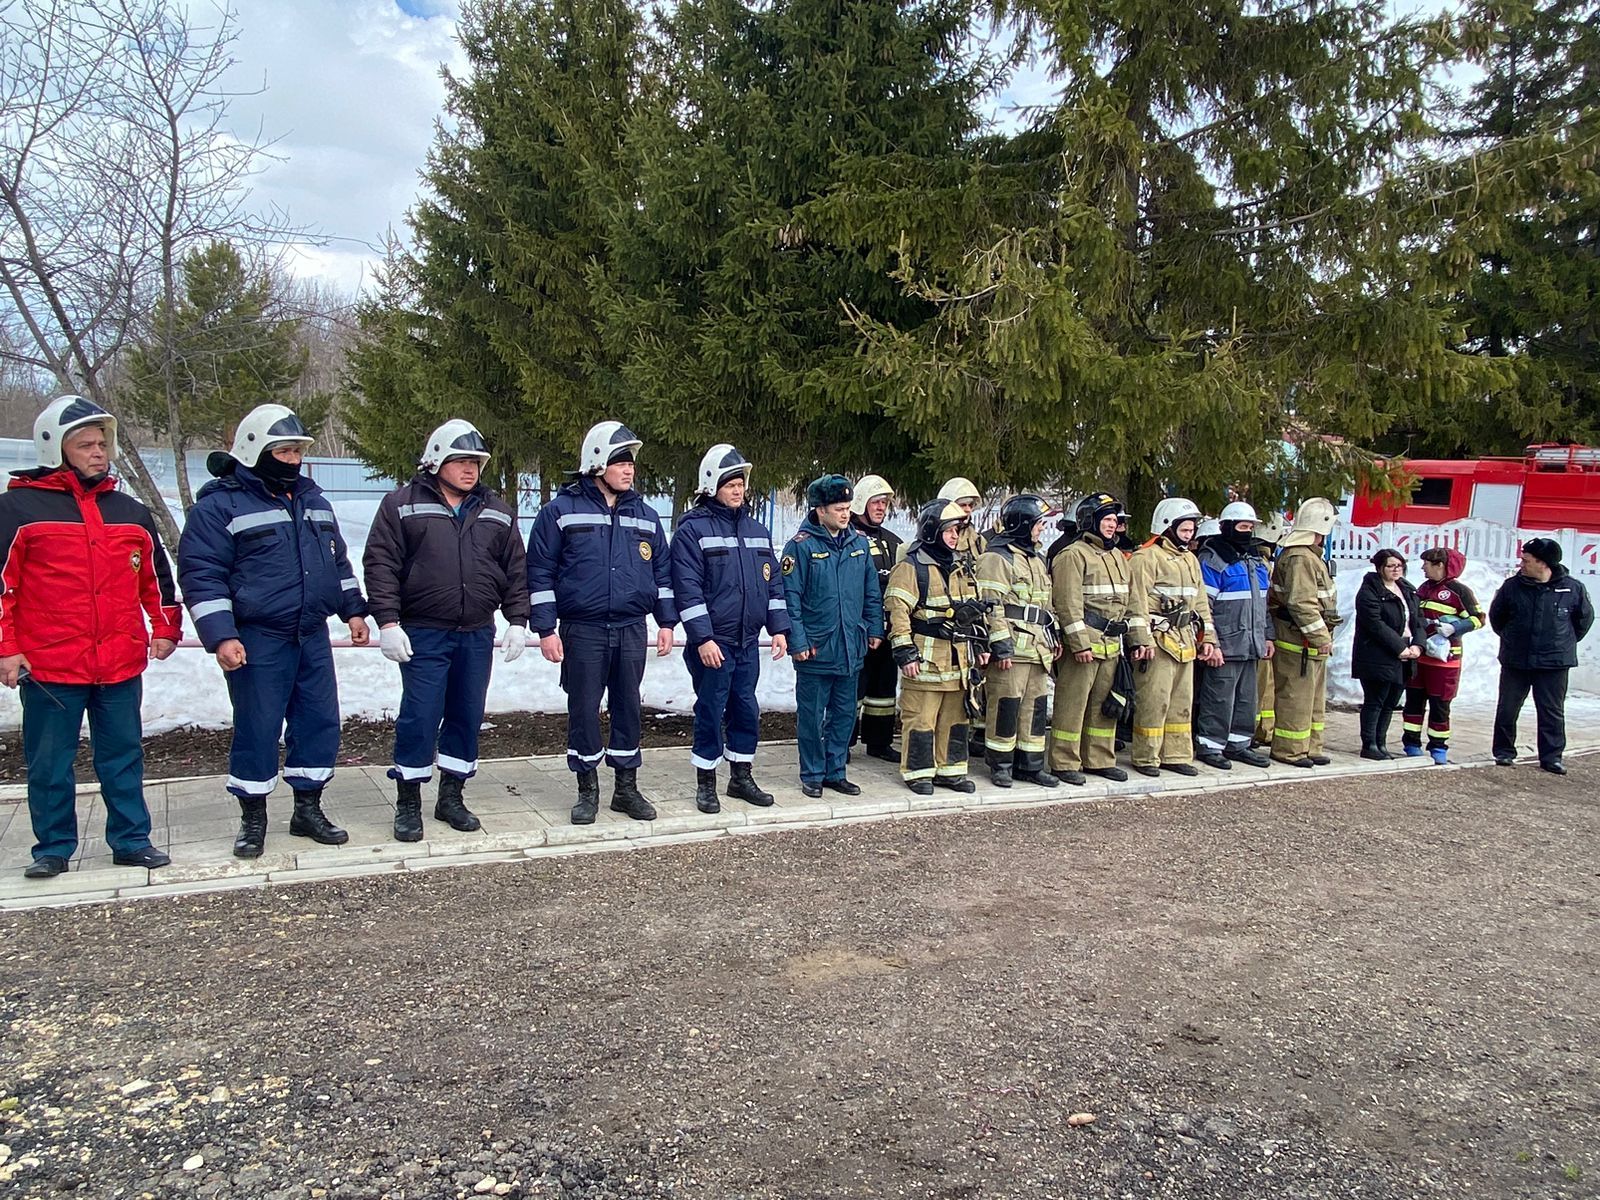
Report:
1219,501,1258,525
697,444,753,497
849,474,894,516
229,404,313,468
578,421,643,474
1150,496,1203,537
1289,497,1339,538
34,395,118,469
1254,513,1288,544
937,476,981,504
420,420,491,473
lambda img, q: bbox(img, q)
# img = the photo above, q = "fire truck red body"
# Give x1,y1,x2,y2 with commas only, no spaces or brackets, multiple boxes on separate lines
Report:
1350,445,1600,533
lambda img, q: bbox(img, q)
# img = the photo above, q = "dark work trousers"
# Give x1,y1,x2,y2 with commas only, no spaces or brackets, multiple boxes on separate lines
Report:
1401,687,1453,750
1493,665,1568,765
225,627,340,798
1357,676,1406,750
853,640,898,752
797,670,856,785
391,625,496,781
22,675,154,862
685,638,761,769
1193,658,1258,755
560,619,647,772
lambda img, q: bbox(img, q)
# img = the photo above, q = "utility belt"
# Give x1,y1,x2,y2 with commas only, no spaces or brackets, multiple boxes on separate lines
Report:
911,615,989,645
1002,600,1059,654
1083,610,1129,638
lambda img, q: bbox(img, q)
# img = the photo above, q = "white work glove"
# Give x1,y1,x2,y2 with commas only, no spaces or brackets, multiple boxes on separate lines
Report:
502,624,528,663
379,624,413,664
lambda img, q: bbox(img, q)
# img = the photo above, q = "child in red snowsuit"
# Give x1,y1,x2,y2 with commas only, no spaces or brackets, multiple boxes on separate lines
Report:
1402,546,1484,763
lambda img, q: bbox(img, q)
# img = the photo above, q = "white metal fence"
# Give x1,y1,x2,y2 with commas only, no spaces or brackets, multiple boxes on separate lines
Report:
1330,520,1600,580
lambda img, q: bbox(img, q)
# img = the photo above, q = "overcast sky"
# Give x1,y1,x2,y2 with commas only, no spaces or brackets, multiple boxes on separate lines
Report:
220,0,1055,298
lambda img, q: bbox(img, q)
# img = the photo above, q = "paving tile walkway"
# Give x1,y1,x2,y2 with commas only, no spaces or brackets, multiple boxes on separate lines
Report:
1,703,1594,911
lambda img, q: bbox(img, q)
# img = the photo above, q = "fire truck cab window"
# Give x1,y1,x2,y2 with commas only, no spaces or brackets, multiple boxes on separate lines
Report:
1411,477,1454,507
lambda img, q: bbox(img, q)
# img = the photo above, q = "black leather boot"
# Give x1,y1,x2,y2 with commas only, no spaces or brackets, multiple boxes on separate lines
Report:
610,768,656,821
434,773,482,831
233,797,268,858
987,753,1013,788
695,768,721,814
393,779,423,843
289,790,348,845
726,762,774,807
572,769,600,824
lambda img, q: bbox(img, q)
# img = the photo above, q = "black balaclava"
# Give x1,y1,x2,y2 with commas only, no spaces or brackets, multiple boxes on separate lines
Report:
253,449,302,491
1221,521,1253,549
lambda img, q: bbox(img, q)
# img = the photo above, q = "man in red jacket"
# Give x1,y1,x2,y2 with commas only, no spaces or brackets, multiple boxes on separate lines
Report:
0,396,182,878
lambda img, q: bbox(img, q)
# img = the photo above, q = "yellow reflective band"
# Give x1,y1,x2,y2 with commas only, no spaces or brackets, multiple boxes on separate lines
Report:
1402,721,1424,733
1310,722,1325,732
1258,708,1275,719
1163,722,1191,734
1275,727,1311,740
1051,729,1081,742
1086,726,1117,738
1134,726,1164,737
1435,729,1452,740
884,586,919,604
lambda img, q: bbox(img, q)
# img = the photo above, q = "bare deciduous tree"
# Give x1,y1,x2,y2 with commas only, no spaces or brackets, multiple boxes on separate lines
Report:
0,0,298,542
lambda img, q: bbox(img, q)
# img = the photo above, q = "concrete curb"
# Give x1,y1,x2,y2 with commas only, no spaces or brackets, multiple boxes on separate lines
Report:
2,743,1591,913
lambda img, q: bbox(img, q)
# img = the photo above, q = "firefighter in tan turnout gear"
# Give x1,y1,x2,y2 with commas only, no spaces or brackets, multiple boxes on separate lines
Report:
975,495,1061,788
938,477,987,564
1268,498,1341,767
1252,513,1288,745
884,500,990,794
1049,493,1150,785
1128,498,1220,776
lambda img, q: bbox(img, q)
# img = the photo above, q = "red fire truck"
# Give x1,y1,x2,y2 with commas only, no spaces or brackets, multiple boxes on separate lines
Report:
1350,445,1600,533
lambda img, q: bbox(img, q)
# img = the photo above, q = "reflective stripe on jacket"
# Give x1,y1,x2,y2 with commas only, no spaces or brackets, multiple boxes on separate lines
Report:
670,499,790,648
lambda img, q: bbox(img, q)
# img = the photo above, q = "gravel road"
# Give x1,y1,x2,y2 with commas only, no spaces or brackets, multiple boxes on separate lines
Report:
2,759,1596,1199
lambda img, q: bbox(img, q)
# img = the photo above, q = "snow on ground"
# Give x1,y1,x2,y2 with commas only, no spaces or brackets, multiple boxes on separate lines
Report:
2,482,1596,736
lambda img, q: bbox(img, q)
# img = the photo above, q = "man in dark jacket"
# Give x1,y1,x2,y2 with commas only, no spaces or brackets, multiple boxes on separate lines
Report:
670,444,791,813
1490,538,1593,774
781,475,885,798
363,420,529,841
0,396,182,878
847,474,902,762
179,404,371,858
526,421,678,824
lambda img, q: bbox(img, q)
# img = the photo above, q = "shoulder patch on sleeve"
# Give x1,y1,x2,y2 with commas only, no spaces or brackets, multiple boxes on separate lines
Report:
781,554,796,576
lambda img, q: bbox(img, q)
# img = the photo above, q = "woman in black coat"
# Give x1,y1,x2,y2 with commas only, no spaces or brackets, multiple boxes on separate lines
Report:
1351,548,1424,759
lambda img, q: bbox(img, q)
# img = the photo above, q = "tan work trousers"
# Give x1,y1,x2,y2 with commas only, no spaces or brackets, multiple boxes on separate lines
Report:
1271,646,1327,761
1048,655,1119,773
1131,650,1195,766
899,686,969,781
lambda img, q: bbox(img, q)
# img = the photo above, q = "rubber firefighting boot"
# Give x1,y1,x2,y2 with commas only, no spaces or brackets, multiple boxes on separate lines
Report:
610,768,656,821
695,768,721,814
393,779,423,843
289,790,348,845
434,773,482,831
726,762,774,807
571,769,600,825
233,797,268,859
987,752,1013,788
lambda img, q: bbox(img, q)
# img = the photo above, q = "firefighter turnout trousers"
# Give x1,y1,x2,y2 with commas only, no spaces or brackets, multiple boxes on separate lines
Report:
1049,655,1120,773
1131,650,1195,767
1254,658,1275,744
854,640,899,752
391,626,495,781
900,686,970,782
1271,643,1328,761
984,660,1051,774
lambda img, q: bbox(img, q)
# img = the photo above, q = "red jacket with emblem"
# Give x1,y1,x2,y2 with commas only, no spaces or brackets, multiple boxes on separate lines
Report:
0,468,182,685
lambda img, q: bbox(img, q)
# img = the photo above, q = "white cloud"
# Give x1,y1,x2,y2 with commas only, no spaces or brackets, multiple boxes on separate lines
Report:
219,0,464,295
